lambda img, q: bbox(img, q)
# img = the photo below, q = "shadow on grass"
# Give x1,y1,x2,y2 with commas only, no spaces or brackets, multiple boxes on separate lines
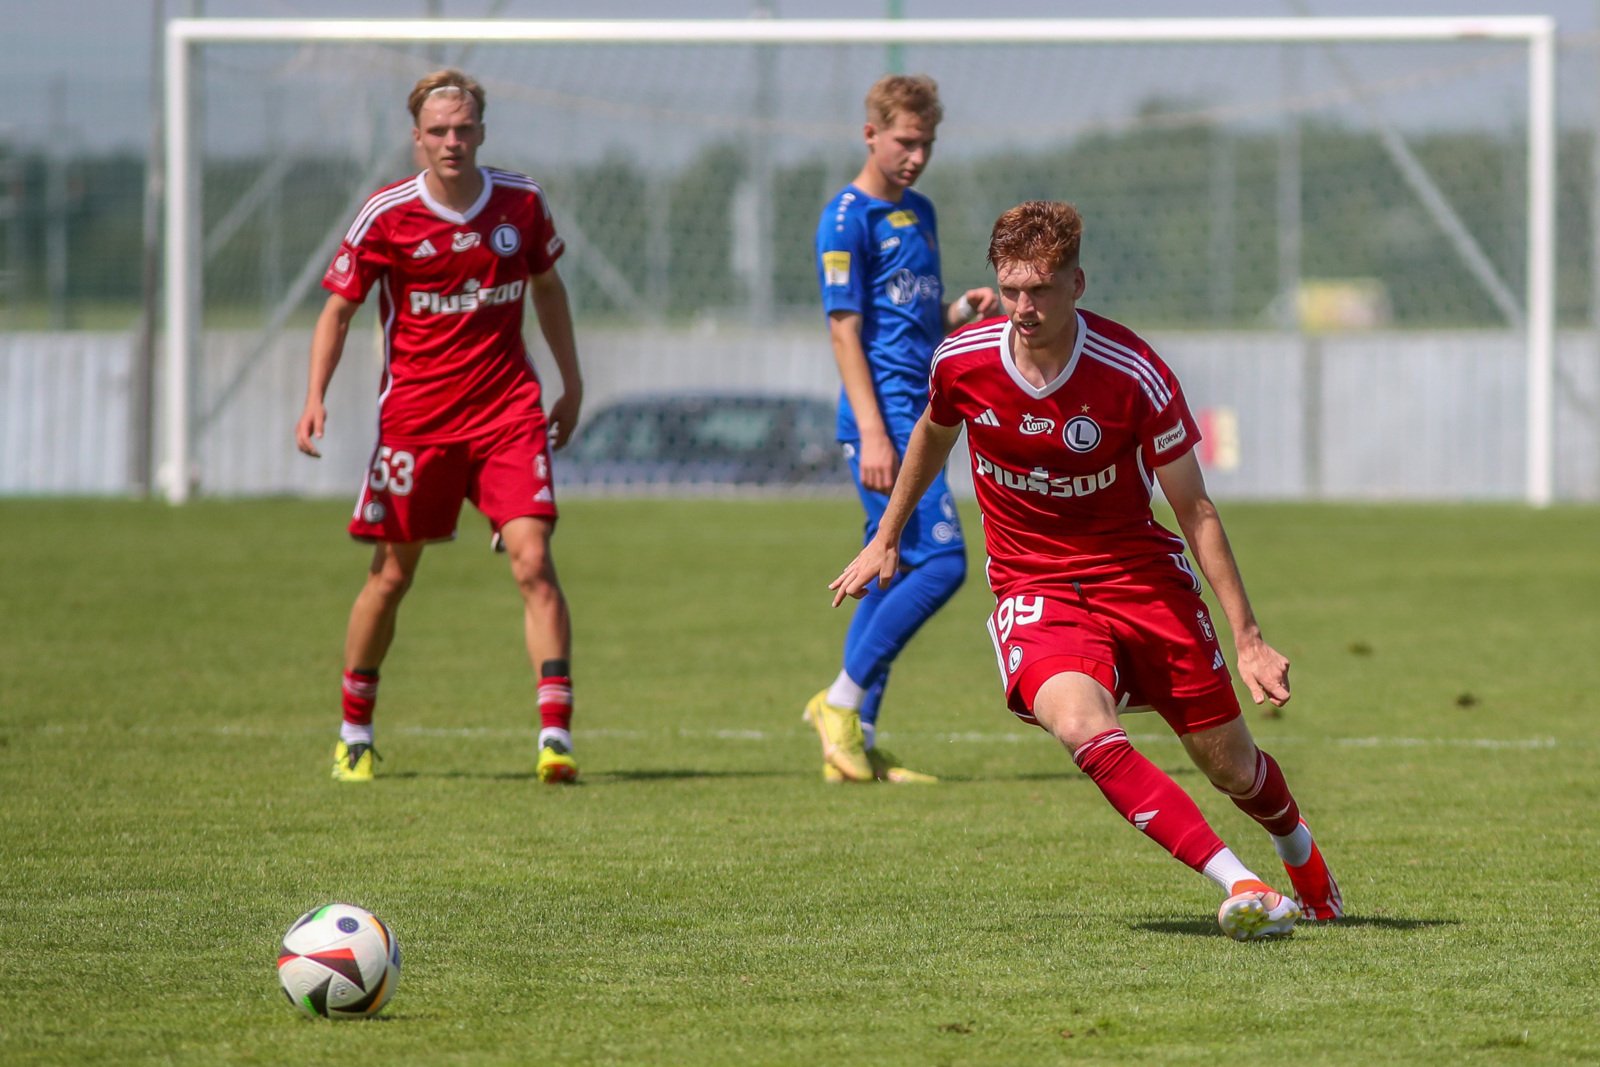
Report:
1134,915,1458,936
380,768,790,783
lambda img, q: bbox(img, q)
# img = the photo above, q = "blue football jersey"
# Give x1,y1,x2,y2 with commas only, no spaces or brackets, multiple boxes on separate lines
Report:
816,185,945,442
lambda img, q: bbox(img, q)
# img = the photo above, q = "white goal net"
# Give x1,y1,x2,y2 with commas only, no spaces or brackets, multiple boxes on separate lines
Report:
162,17,1567,504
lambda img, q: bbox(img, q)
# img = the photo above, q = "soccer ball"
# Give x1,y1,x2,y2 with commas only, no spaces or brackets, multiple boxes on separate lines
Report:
277,903,401,1019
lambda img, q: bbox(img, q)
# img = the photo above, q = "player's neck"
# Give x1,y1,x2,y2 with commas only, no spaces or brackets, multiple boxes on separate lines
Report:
851,165,905,203
424,166,485,214
1009,320,1078,387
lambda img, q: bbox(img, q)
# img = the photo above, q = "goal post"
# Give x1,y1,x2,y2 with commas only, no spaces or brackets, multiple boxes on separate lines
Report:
161,15,1558,504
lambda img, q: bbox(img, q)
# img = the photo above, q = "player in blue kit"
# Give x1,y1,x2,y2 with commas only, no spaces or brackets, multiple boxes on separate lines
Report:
805,74,997,783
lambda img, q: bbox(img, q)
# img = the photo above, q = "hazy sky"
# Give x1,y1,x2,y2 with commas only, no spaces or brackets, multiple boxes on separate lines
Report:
13,0,1596,151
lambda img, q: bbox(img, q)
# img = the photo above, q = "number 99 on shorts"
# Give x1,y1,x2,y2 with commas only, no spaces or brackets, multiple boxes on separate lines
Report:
992,594,1045,643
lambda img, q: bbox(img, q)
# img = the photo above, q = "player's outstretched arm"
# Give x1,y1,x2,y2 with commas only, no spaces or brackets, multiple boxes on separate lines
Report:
944,286,999,332
1155,451,1291,707
530,267,583,449
829,412,962,607
297,294,360,458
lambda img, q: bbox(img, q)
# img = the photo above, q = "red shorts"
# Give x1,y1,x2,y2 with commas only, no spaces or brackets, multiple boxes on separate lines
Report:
348,416,558,543
985,574,1241,736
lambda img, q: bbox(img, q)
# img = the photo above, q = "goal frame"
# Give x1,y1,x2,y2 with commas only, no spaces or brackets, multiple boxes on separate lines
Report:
162,15,1558,504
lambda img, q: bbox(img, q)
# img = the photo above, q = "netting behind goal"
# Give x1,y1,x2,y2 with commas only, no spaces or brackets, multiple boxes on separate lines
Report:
166,19,1575,504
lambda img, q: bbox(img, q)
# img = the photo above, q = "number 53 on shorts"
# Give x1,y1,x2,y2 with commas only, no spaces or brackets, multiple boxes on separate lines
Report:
368,446,416,495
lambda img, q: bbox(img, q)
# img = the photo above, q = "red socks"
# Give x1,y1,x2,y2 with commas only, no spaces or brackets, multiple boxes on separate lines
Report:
538,660,573,733
1218,750,1301,837
1073,729,1226,872
341,669,378,726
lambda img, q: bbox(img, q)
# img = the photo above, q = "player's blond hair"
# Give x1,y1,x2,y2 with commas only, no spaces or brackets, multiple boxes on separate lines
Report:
407,69,486,125
865,74,943,128
987,201,1084,274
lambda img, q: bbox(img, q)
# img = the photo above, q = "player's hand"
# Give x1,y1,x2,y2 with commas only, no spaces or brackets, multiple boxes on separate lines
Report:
829,538,899,607
295,400,326,458
548,388,583,450
1236,637,1291,707
857,432,898,493
963,286,999,319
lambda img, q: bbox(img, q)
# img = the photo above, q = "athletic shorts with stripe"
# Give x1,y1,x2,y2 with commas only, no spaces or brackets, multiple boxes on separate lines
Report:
986,570,1242,736
348,415,558,544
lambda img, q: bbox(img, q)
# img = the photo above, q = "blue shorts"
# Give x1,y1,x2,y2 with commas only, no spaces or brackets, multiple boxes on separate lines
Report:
844,440,965,568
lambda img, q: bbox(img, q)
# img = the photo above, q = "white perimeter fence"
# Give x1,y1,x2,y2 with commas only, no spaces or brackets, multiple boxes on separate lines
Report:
3,327,1596,502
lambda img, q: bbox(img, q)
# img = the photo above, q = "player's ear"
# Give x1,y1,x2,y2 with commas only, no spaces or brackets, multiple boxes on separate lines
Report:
1072,267,1086,299
862,121,877,147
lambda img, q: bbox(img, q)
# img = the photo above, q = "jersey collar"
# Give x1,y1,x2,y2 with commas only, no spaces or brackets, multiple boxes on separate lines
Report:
999,311,1085,400
414,168,492,224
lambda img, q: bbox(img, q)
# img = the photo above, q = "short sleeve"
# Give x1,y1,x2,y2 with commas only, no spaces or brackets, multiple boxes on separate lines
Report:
1138,368,1202,468
322,234,389,303
816,202,869,316
523,188,565,275
926,351,962,427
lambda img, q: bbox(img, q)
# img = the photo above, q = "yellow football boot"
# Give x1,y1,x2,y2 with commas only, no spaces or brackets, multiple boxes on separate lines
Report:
803,690,872,782
332,740,378,783
536,740,579,784
820,746,938,784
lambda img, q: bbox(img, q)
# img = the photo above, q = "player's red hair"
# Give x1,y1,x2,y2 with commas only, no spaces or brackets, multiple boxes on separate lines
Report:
408,69,486,124
865,74,943,128
987,201,1084,274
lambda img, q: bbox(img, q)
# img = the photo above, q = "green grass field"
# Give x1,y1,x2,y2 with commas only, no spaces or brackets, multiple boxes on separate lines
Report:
2,497,1597,1065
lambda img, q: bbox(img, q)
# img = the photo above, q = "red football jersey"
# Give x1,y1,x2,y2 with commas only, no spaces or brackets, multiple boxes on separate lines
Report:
322,167,566,442
928,310,1202,594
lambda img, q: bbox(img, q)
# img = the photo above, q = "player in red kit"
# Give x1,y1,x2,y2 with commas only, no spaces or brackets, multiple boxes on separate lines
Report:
296,69,583,785
830,201,1341,939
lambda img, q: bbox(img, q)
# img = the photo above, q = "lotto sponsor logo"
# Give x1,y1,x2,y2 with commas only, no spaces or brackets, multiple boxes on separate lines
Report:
1154,421,1188,453
408,279,526,316
452,231,481,252
974,451,1117,500
822,251,851,287
1020,414,1055,436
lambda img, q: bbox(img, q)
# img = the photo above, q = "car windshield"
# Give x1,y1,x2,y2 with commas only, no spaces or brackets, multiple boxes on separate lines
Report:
568,400,787,462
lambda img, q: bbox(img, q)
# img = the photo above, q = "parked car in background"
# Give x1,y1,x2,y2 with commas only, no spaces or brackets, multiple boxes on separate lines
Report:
555,392,850,490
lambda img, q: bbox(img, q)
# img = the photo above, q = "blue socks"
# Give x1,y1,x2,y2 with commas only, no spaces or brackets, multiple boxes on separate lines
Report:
842,551,965,730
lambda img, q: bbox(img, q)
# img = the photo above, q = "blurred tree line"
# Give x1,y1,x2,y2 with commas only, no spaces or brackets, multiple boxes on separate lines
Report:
4,120,1592,330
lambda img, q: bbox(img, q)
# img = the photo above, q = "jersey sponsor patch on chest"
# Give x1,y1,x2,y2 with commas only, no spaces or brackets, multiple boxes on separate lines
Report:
408,277,526,316
452,231,481,252
974,450,1117,500
885,209,918,228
